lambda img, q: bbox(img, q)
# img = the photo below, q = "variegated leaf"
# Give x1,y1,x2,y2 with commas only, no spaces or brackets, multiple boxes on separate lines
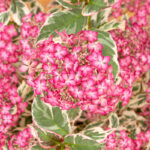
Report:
129,94,146,109
18,81,33,101
31,143,56,150
97,30,119,78
132,82,141,95
99,19,125,31
33,125,63,149
11,0,29,25
37,9,87,42
82,0,107,16
108,0,119,5
85,121,104,130
64,134,103,150
30,0,44,14
145,70,150,83
83,127,113,142
56,0,83,8
109,113,119,128
32,95,71,136
67,107,82,122
142,81,149,92
0,10,10,24
91,7,112,28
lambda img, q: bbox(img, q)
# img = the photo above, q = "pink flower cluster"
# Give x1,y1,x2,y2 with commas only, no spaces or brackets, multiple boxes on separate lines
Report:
8,127,33,149
21,12,48,40
0,23,27,149
0,0,11,13
110,21,150,105
19,12,49,64
105,130,150,150
19,26,132,115
112,0,150,27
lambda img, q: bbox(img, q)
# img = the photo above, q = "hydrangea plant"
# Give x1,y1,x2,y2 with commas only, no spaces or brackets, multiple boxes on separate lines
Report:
0,0,150,150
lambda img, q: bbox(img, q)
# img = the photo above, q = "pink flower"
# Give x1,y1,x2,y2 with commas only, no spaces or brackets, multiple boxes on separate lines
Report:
2,114,12,124
84,30,98,42
54,44,68,59
34,79,48,95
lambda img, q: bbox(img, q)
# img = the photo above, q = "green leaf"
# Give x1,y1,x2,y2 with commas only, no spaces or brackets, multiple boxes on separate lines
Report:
99,19,125,31
108,0,118,5
0,10,10,24
31,143,56,150
82,0,107,16
56,0,83,8
109,113,119,128
129,94,146,108
30,0,43,14
70,0,83,4
22,0,32,2
11,0,29,25
67,107,82,121
96,30,119,78
132,82,141,94
37,8,87,42
64,134,103,150
91,7,112,28
83,127,113,142
145,70,150,83
49,8,59,14
130,129,137,139
85,121,103,129
32,95,71,136
34,125,63,148
84,121,113,142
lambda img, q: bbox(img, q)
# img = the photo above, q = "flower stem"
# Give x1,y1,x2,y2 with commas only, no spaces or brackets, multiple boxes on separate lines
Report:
88,16,91,30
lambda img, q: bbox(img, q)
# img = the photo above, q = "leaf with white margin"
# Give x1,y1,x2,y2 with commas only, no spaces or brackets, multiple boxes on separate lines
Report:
108,0,119,5
10,0,29,25
67,107,82,122
0,10,10,24
82,0,107,16
83,127,113,142
85,121,103,129
91,7,112,28
145,70,150,83
129,94,146,109
96,30,119,78
30,0,44,14
32,95,71,136
99,19,125,32
109,113,119,128
56,0,83,8
37,8,87,42
33,125,63,149
132,82,141,94
31,143,56,150
64,134,103,150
